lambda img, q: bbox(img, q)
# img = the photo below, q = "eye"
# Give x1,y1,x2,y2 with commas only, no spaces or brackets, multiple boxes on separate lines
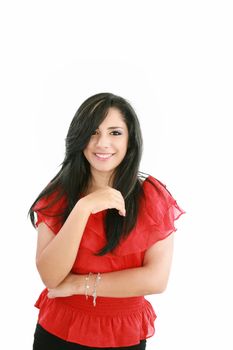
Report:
111,131,122,135
91,130,122,136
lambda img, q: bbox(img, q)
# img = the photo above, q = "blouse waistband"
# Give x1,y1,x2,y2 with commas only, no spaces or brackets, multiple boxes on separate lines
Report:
53,294,145,316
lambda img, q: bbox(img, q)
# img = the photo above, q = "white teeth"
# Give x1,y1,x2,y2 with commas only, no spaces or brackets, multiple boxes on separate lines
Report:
95,153,113,158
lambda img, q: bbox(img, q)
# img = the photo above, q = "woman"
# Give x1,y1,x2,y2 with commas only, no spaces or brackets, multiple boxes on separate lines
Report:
28,92,185,349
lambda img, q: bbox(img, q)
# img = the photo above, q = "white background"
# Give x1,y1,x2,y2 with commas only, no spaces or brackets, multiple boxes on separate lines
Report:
0,1,232,349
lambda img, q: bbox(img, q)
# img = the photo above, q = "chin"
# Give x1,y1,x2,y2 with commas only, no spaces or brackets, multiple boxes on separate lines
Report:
94,166,117,173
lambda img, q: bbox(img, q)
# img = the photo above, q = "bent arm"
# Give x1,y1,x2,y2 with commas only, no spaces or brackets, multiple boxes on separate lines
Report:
48,233,174,298
36,199,90,289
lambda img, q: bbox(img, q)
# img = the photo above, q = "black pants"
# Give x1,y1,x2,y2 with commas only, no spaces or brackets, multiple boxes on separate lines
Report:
33,323,147,350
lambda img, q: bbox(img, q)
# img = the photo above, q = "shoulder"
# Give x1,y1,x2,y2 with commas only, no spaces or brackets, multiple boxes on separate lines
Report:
32,189,68,234
140,174,174,204
138,173,182,227
33,189,68,214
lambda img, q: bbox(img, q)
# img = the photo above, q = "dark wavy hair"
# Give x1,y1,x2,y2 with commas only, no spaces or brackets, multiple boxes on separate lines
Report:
28,92,150,255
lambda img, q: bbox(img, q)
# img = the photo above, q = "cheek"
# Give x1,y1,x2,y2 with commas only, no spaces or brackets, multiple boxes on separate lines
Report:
119,142,128,157
83,148,90,159
83,141,92,153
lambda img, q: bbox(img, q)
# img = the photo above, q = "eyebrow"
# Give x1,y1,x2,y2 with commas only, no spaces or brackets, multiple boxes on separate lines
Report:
97,126,125,130
108,126,124,130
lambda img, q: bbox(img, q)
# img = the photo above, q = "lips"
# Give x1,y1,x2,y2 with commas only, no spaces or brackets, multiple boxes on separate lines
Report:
94,153,114,159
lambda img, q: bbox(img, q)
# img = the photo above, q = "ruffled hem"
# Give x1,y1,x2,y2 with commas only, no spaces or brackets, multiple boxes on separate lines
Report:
34,288,157,347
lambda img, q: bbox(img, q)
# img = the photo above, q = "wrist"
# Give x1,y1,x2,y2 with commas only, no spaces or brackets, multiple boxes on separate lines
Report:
84,272,95,299
84,272,102,306
75,198,91,217
71,274,86,295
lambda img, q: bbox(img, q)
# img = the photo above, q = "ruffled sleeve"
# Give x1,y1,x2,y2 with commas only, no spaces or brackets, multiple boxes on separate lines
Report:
32,190,67,235
113,175,186,256
143,175,186,241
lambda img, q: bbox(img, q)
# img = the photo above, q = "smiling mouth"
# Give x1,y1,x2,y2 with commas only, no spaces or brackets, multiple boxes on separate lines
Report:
94,153,115,159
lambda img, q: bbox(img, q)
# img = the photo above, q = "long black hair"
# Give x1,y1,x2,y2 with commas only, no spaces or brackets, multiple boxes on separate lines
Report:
28,92,149,255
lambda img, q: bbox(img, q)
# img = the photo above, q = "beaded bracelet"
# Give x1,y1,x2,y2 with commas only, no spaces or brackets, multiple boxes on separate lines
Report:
92,272,101,307
85,272,93,300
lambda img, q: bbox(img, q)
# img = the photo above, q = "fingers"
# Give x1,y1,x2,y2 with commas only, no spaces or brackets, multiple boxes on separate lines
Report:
118,209,126,216
117,200,126,217
114,190,126,216
89,188,126,216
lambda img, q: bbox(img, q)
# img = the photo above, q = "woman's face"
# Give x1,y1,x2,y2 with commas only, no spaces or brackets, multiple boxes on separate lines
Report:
83,107,129,180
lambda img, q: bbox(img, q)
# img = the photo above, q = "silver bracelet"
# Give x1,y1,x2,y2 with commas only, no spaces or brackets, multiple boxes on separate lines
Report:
85,272,93,300
92,272,101,307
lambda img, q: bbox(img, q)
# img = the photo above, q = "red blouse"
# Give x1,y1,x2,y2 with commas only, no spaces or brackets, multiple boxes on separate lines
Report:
32,175,186,347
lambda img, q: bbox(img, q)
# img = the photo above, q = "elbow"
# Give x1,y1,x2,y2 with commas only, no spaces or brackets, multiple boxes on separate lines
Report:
148,268,171,295
36,260,60,289
40,276,60,290
149,280,169,295
155,284,167,294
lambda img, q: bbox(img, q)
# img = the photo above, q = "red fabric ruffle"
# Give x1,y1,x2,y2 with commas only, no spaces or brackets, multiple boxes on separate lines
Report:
112,175,186,256
33,175,186,252
33,190,67,234
35,288,156,347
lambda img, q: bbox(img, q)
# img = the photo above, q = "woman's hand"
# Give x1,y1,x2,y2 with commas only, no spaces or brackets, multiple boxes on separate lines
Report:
47,273,83,298
80,186,126,216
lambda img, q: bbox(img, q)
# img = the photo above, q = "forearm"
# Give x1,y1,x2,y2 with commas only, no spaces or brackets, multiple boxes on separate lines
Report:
47,234,173,299
74,266,167,298
36,199,90,289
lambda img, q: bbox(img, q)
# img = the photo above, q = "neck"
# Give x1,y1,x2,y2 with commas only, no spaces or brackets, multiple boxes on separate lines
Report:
89,171,114,189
